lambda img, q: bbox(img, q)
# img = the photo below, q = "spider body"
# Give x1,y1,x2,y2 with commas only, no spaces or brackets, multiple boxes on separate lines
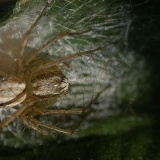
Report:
0,57,72,135
0,2,106,135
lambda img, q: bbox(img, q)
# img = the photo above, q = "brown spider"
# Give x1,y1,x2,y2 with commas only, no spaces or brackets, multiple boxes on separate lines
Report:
0,2,106,135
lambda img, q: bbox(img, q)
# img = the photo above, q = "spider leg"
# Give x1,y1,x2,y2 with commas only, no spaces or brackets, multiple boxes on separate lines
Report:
20,114,73,135
19,2,49,64
0,104,28,128
26,29,91,65
26,85,109,135
18,107,85,135
69,85,110,132
20,114,48,135
31,45,107,74
30,107,84,117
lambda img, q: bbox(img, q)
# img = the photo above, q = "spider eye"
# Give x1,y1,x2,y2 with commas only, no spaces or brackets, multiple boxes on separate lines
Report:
60,77,69,91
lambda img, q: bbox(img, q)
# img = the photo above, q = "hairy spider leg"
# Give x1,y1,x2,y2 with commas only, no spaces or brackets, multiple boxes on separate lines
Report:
26,29,91,65
19,2,49,67
28,107,84,116
69,85,110,133
20,115,73,135
0,104,28,128
19,107,85,135
31,45,107,74
17,1,91,67
20,85,109,135
0,85,109,135
0,103,83,130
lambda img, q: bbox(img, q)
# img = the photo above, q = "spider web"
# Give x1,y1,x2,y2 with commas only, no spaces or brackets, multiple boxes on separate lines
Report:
0,0,149,147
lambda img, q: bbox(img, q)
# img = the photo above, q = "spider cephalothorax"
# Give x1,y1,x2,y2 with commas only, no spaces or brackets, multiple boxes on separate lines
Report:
31,71,69,98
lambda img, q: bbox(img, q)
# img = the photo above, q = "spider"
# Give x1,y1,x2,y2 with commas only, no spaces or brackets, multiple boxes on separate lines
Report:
0,2,106,135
